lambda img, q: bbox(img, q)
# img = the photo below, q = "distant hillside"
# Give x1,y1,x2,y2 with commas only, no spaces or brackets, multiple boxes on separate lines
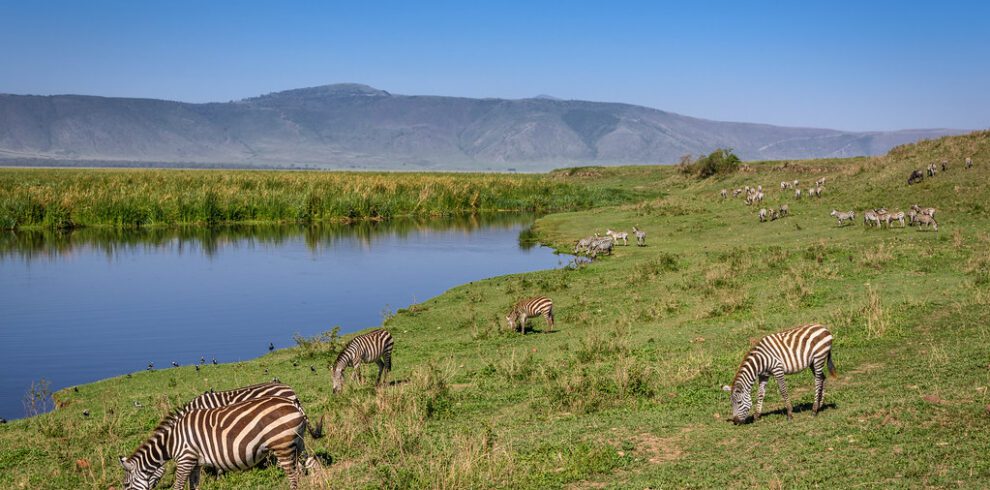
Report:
0,84,969,171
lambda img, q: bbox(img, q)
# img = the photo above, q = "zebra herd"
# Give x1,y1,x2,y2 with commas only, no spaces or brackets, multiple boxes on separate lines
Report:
723,177,825,206
573,226,646,257
909,156,975,185
833,204,937,231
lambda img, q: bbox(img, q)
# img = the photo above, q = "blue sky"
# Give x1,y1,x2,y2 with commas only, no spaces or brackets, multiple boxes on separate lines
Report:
0,0,987,131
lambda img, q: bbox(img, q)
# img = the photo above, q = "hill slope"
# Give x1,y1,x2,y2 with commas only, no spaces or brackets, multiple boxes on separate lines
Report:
0,84,967,170
0,132,987,488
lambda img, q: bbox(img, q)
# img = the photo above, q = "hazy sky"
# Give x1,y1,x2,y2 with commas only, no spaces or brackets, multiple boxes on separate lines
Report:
1,1,987,131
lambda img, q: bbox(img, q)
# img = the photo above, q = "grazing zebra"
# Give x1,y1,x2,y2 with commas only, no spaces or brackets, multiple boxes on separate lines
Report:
793,179,799,187
863,210,881,228
184,381,297,412
908,169,924,185
914,214,939,231
722,324,835,424
927,162,938,177
779,204,789,217
830,210,854,226
332,329,394,393
733,188,743,197
120,396,322,490
632,226,647,246
506,296,554,334
816,177,827,187
794,188,802,200
780,181,791,190
606,228,629,246
911,204,936,218
967,157,973,169
770,210,781,221
720,189,728,199
758,208,768,222
588,236,614,257
574,236,595,254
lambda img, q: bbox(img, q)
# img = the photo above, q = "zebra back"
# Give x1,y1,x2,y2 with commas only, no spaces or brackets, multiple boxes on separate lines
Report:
185,381,297,412
510,296,553,317
731,324,834,389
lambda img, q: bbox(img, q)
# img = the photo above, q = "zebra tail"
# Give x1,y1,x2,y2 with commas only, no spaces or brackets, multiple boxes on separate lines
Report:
827,351,837,378
308,413,325,439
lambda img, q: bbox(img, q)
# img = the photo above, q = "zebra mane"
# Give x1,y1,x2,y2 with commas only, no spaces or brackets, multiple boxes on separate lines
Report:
128,410,182,459
729,345,760,389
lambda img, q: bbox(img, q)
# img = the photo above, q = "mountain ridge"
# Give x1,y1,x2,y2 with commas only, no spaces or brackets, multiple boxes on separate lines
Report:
0,84,969,171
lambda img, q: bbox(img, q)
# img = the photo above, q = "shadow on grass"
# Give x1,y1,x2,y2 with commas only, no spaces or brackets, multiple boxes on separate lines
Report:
763,401,838,419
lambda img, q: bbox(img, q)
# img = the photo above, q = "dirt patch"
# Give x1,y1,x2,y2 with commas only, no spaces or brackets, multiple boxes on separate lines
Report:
630,432,683,464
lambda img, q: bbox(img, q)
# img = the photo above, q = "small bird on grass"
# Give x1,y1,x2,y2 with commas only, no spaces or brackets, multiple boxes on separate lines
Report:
269,342,275,353
82,410,90,417
73,387,79,393
133,401,143,408
310,366,317,373
171,361,179,368
147,362,154,371
195,365,200,372
212,358,218,365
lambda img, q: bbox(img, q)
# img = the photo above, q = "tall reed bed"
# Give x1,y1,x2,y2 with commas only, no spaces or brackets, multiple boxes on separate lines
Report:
0,168,633,229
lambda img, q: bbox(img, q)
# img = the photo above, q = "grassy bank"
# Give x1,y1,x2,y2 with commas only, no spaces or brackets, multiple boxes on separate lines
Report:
0,169,642,229
1,131,989,488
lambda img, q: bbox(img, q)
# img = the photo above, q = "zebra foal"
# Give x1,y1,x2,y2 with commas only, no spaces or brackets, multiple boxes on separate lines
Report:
332,329,394,393
506,295,555,334
120,396,322,490
722,324,836,424
632,226,647,246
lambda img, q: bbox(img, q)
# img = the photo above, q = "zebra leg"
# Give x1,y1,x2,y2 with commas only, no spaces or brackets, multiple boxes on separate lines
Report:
188,465,201,490
172,456,198,490
813,363,826,415
772,368,793,420
544,311,554,332
754,375,769,421
354,363,364,384
272,446,301,490
375,358,386,386
519,314,528,334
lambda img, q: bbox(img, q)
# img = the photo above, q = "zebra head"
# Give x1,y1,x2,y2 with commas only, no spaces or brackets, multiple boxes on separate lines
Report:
331,366,345,393
722,383,752,424
118,456,160,490
505,311,517,331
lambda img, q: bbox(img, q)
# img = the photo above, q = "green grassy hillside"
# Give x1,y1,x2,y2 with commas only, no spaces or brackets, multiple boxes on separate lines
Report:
1,131,988,489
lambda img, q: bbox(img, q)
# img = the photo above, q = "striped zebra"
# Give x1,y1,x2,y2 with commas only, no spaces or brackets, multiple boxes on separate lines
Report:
574,236,595,254
863,210,881,228
120,396,323,490
632,226,647,246
779,204,789,217
606,228,629,246
914,213,939,231
720,189,728,199
911,204,936,218
184,381,297,412
967,157,973,169
332,329,394,393
589,236,614,257
830,210,854,226
887,211,906,227
816,177,827,187
506,295,554,334
758,208,768,222
780,181,791,190
722,324,836,424
794,188,802,200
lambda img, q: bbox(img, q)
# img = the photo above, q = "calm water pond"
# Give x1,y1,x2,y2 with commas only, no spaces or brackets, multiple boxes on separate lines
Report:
0,215,567,419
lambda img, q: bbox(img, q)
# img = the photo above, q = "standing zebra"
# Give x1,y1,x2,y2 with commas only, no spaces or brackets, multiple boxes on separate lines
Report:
722,324,835,424
184,381,297,411
966,157,973,169
863,210,881,228
758,208,768,222
794,188,802,200
720,189,728,199
332,329,394,393
606,229,629,246
830,210,854,226
632,226,647,246
506,295,555,334
120,396,323,490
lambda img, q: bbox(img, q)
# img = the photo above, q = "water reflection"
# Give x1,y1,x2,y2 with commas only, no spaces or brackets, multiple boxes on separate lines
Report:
0,213,539,261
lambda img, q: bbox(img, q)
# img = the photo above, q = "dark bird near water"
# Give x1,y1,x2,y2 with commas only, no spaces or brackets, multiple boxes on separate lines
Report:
212,357,218,365
126,373,132,378
171,361,179,368
0,417,6,424
73,387,79,393
195,365,200,372
310,366,317,373
269,342,275,352
147,362,154,371
200,356,206,365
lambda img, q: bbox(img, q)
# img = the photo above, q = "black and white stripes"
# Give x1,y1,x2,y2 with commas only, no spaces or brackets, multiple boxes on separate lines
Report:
506,295,555,334
120,396,322,490
722,324,835,424
332,329,394,393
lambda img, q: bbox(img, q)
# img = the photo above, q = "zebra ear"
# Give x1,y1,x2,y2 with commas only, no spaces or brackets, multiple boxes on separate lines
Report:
721,385,732,392
119,456,131,470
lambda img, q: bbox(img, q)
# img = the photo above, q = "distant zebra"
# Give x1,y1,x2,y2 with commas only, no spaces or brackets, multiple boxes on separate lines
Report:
793,179,799,188
722,324,835,424
887,211,906,227
914,214,939,231
332,329,394,393
863,210,880,228
907,209,918,226
120,396,323,490
632,226,647,246
780,181,791,190
794,188,802,200
758,208,768,222
779,204,789,217
816,177,827,187
733,188,743,197
720,189,728,199
911,204,936,218
506,296,555,334
966,157,973,169
574,236,595,254
588,236,614,257
606,228,628,246
830,209,854,226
